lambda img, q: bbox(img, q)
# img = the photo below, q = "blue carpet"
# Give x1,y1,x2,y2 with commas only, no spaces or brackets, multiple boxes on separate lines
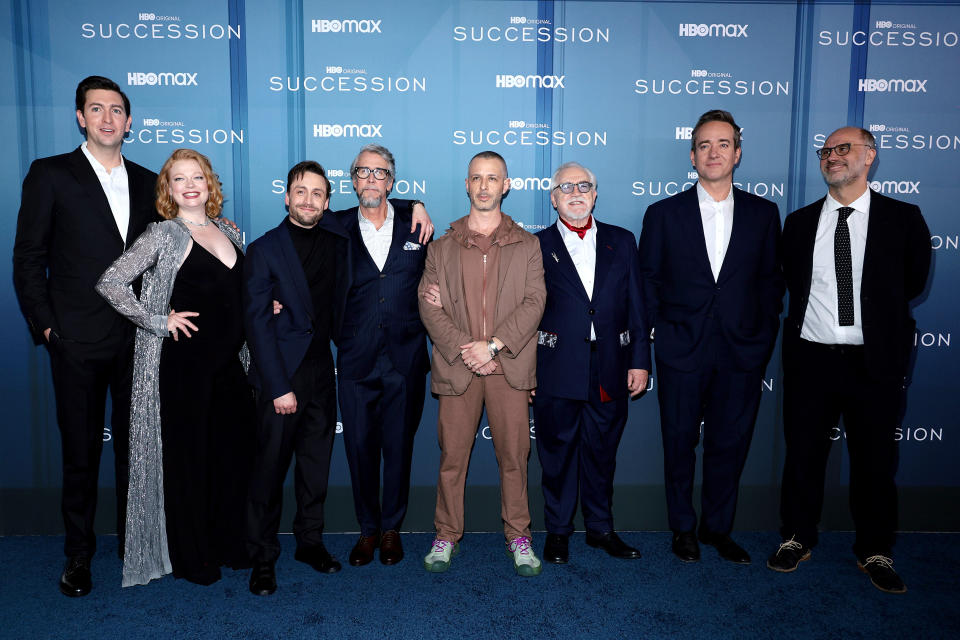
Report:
2,532,958,639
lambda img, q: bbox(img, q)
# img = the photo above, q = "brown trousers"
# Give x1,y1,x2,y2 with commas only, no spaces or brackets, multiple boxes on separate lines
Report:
434,374,532,543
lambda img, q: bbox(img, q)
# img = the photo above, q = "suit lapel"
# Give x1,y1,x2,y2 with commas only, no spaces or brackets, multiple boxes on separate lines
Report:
680,187,715,281
276,221,315,319
544,224,591,301
862,190,889,289
593,222,614,298
382,205,410,270
717,188,747,282
797,198,824,294
67,148,125,246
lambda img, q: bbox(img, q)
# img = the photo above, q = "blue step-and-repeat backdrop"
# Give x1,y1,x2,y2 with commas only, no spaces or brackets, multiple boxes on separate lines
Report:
1,0,958,533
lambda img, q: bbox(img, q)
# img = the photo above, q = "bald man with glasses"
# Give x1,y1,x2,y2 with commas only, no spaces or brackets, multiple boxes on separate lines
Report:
768,127,930,594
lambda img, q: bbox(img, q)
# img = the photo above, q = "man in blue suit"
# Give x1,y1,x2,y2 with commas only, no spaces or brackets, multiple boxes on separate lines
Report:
331,145,430,567
533,162,650,564
638,110,783,564
243,161,349,595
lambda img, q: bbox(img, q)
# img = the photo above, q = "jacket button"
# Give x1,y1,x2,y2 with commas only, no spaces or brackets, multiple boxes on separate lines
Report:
588,309,595,315
307,328,313,334
379,297,385,303
380,273,386,279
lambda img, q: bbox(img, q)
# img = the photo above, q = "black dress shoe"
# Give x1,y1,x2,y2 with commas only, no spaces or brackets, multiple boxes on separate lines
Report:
698,530,751,564
379,530,404,565
586,531,640,559
543,534,569,564
59,556,92,597
349,533,379,567
295,545,342,573
766,537,811,572
671,531,700,562
858,555,906,594
249,562,277,596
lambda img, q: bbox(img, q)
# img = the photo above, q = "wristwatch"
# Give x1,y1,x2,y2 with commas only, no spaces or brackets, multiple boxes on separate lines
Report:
487,339,501,359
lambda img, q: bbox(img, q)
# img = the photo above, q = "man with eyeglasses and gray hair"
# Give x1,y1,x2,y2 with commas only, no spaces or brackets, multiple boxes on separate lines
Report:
331,144,433,569
638,109,783,567
532,162,651,565
768,127,930,594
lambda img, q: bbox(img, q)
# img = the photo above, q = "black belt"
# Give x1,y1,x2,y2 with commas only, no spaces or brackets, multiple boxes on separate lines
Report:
800,338,864,356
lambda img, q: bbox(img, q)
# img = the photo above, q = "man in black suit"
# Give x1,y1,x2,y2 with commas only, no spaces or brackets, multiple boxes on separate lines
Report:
638,110,783,565
243,161,349,595
767,127,931,594
13,76,159,597
332,145,430,568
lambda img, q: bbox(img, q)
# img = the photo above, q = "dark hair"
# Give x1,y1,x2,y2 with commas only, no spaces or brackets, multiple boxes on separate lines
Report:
286,161,330,196
75,76,130,115
468,150,508,176
691,109,741,150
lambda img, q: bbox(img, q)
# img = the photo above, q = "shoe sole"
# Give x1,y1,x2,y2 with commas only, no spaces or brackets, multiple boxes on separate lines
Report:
766,550,811,573
380,554,403,566
505,549,542,577
857,561,907,594
423,543,458,573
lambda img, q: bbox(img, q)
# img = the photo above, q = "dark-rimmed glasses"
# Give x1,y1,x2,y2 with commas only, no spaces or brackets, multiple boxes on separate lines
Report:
553,181,594,194
815,143,875,160
353,166,392,180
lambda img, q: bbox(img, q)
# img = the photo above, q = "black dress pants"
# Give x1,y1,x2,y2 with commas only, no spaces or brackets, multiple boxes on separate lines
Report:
780,338,901,559
246,355,337,563
47,324,132,558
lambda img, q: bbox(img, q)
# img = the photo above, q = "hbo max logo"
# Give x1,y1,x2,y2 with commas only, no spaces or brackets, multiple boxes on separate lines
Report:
858,78,927,93
876,20,893,28
128,72,197,86
312,123,383,138
495,74,565,89
311,19,382,33
679,23,748,37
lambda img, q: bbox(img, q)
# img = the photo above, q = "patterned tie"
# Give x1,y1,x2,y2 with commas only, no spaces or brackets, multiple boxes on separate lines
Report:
835,206,854,326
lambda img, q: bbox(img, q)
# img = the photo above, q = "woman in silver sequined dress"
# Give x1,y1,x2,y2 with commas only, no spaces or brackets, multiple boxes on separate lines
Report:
96,148,253,587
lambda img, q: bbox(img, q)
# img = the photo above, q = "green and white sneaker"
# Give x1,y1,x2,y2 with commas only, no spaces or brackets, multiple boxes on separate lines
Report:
507,536,542,577
423,539,458,573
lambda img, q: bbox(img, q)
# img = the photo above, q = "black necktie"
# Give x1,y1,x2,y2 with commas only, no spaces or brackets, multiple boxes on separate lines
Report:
835,206,854,326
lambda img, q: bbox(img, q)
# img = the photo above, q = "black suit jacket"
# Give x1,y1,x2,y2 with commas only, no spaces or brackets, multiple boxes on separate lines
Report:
331,201,430,380
782,190,931,379
638,185,783,373
243,216,350,400
13,146,159,344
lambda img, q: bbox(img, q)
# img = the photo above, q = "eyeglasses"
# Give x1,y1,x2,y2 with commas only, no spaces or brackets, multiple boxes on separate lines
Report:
553,181,594,194
815,143,875,160
353,166,392,180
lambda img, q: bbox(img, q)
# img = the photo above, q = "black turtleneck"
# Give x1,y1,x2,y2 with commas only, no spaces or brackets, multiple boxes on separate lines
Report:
284,217,336,360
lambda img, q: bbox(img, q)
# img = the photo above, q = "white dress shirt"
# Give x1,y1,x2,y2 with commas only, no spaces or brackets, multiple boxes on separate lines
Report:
800,188,871,345
697,182,734,282
557,216,598,340
81,141,130,242
358,201,394,271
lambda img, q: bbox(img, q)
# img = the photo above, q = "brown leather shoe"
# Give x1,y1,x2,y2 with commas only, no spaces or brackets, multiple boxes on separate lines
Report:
380,530,404,565
349,533,379,566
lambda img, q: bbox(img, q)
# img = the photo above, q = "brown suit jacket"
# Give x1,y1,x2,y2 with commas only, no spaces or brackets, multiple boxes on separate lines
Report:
418,214,545,395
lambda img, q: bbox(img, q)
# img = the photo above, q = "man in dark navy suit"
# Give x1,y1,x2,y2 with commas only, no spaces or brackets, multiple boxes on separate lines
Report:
243,161,350,595
332,145,431,567
13,76,159,597
767,127,930,594
533,162,650,564
638,110,783,565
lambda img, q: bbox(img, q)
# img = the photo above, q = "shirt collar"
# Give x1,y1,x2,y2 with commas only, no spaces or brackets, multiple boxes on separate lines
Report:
80,141,126,176
824,187,871,216
357,200,394,227
556,215,597,240
696,181,734,206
